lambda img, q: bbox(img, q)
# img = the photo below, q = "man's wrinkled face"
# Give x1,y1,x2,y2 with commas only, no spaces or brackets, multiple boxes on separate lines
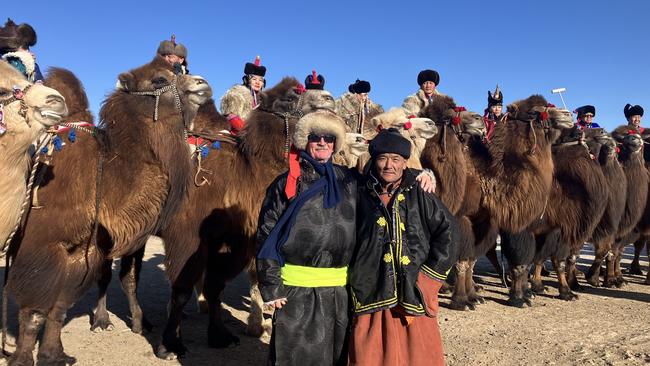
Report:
628,115,642,128
490,105,502,116
421,81,436,95
375,153,407,184
249,75,264,92
355,92,369,104
164,54,184,66
306,133,335,162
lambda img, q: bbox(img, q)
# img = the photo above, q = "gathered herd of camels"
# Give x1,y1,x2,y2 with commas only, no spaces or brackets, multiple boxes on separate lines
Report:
1,43,649,365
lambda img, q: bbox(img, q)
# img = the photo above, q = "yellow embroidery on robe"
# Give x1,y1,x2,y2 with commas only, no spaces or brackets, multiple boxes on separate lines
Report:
383,253,393,263
400,222,406,231
377,217,387,227
397,193,405,202
401,256,411,265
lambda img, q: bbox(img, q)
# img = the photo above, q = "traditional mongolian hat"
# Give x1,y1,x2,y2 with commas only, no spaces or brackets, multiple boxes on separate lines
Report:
348,79,371,94
293,110,346,154
244,55,266,77
157,34,187,58
0,18,37,53
574,105,596,118
624,104,644,118
417,69,440,86
305,70,325,90
488,85,503,107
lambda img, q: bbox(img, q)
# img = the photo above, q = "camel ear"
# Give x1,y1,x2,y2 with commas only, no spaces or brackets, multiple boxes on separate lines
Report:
116,72,136,91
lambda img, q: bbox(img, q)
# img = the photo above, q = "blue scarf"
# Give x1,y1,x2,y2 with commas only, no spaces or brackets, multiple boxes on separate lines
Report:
257,151,341,266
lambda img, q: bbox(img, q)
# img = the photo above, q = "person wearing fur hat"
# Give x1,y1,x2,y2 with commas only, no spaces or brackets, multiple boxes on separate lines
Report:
348,128,457,366
335,79,384,134
0,19,43,82
574,105,600,129
624,103,644,130
402,69,444,116
157,34,188,75
483,85,504,141
220,55,267,133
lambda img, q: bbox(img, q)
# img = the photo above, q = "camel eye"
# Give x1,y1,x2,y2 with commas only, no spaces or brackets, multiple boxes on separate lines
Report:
152,77,168,86
0,88,9,97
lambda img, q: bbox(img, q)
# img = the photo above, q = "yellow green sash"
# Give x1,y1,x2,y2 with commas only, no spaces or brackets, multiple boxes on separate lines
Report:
281,263,348,287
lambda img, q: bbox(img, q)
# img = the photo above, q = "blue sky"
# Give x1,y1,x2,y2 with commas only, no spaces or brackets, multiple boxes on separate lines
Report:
5,0,649,130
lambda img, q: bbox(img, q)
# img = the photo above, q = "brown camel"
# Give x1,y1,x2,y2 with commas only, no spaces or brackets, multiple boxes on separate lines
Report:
143,78,338,359
584,127,647,287
580,128,627,287
5,55,212,366
0,61,67,246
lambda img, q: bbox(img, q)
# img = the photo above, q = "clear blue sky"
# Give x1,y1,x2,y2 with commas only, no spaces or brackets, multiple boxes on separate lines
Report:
5,0,649,130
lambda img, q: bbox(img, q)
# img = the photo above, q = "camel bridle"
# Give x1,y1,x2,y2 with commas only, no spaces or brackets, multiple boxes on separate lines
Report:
0,84,33,129
128,75,183,122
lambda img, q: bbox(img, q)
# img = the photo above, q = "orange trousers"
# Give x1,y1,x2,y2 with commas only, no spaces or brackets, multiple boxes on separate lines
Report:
348,273,445,366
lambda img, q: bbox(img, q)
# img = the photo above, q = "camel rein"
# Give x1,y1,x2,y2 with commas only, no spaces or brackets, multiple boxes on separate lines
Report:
0,84,33,133
128,76,183,122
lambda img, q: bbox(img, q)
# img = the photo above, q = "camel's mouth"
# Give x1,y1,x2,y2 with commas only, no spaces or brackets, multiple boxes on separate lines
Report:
624,134,643,152
34,107,68,127
185,76,213,106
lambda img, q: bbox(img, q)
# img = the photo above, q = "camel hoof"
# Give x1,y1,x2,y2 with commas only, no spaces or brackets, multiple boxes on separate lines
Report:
569,281,583,292
448,299,468,311
507,297,530,308
90,318,114,333
469,295,486,305
559,291,579,301
530,282,547,294
586,276,600,287
628,264,644,276
8,352,34,366
36,351,76,366
615,278,627,288
604,277,617,288
208,324,240,348
523,289,536,300
155,343,184,361
131,316,154,334
473,284,485,293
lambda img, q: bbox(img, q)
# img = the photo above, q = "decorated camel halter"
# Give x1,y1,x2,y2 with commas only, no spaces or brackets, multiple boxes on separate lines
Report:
274,83,307,158
128,76,183,122
0,84,33,134
438,106,467,162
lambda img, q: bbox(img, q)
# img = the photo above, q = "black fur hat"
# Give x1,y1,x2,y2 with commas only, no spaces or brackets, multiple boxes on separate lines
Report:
417,69,439,86
348,79,371,94
244,55,266,77
305,70,325,90
488,85,503,107
575,105,596,117
369,128,411,159
0,18,37,53
624,104,644,118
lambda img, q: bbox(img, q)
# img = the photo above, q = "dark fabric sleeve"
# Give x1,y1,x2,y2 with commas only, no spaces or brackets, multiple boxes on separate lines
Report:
256,173,289,302
34,63,44,82
419,190,458,282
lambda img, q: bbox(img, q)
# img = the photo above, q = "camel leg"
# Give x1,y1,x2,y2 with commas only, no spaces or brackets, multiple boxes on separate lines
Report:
552,256,578,301
507,264,531,308
36,300,77,365
204,257,240,348
604,245,618,288
565,252,582,292
156,252,204,360
449,261,470,311
530,262,547,294
485,245,503,276
613,247,627,288
91,259,114,332
645,243,650,285
8,308,46,366
629,238,645,275
586,239,611,287
465,259,485,307
246,263,266,337
119,246,153,334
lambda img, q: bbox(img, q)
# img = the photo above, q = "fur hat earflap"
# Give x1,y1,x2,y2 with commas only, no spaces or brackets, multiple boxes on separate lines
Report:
369,128,411,159
417,69,439,86
305,69,325,90
293,110,346,153
157,35,187,58
348,79,371,94
487,85,503,107
574,105,595,117
0,18,37,53
244,55,266,77
624,103,644,118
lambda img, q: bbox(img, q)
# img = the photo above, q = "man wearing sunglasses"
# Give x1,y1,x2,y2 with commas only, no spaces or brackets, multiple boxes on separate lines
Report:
575,105,599,129
256,112,436,365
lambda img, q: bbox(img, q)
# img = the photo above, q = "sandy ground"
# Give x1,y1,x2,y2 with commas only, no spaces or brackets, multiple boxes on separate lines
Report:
0,238,648,366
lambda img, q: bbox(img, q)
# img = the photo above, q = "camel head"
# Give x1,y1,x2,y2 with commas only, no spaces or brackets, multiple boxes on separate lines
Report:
457,109,486,138
345,132,369,157
259,77,335,117
547,107,574,130
621,129,643,154
0,60,67,138
365,108,437,141
115,55,212,129
584,128,617,160
507,95,573,129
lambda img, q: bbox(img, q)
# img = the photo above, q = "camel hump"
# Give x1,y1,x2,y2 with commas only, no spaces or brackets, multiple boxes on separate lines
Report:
44,67,93,123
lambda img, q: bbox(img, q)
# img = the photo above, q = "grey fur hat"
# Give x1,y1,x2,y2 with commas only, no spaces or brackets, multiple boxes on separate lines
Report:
0,19,37,53
293,110,347,154
157,35,187,58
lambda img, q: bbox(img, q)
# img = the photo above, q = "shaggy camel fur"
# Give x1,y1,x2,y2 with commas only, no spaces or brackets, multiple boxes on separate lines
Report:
0,61,67,246
581,128,627,287
5,56,212,366
147,78,339,359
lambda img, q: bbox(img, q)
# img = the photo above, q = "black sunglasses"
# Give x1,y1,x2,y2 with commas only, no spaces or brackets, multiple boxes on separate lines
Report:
307,134,336,143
